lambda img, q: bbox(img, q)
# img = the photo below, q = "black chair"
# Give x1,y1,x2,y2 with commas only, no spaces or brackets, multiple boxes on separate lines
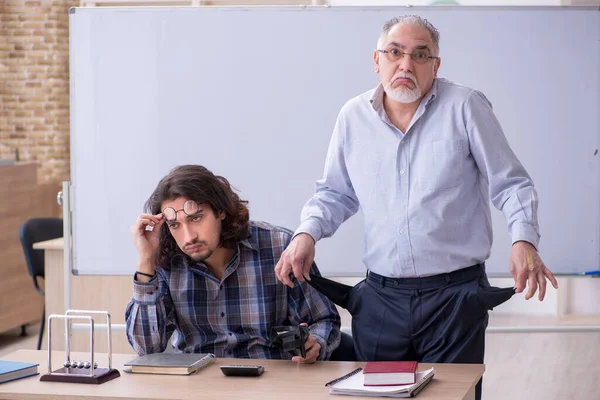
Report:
330,331,356,361
19,217,63,350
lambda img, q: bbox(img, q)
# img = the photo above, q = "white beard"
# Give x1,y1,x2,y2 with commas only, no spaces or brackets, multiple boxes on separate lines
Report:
384,73,422,104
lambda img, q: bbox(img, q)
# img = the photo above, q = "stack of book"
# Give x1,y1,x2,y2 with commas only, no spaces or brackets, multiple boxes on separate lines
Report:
326,361,434,398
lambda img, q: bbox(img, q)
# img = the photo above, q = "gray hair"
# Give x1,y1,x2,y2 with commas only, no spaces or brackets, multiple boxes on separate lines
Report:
377,15,440,55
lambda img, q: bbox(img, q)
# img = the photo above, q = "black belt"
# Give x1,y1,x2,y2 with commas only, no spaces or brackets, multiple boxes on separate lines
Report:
367,264,485,289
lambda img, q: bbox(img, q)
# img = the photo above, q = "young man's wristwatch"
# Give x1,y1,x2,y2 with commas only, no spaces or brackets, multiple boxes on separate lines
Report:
134,271,156,281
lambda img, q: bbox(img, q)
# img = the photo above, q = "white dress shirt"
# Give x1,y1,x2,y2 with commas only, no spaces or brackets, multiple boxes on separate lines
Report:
296,78,539,277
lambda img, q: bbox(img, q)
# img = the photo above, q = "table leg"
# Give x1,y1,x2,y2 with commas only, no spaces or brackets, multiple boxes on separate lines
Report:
463,385,476,400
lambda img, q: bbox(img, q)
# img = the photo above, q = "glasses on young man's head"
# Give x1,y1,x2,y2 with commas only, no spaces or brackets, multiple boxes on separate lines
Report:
377,48,439,65
162,200,200,223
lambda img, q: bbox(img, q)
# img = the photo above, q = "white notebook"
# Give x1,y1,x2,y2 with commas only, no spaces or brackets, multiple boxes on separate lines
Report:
326,367,435,398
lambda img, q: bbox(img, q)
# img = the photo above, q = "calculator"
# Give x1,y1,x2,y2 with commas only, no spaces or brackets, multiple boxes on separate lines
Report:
220,365,265,377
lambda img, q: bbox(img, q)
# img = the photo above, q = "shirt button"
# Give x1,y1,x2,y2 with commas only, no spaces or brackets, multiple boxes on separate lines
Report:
228,332,233,336
220,312,225,317
400,169,405,175
399,229,404,234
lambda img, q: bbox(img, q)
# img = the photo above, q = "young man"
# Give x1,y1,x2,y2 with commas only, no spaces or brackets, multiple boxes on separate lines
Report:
126,165,340,363
275,15,558,397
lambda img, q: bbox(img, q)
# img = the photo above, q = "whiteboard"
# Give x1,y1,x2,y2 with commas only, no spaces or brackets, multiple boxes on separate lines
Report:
69,6,600,276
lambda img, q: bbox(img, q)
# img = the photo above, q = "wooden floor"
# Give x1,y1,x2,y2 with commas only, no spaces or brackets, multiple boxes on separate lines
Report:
1,315,599,400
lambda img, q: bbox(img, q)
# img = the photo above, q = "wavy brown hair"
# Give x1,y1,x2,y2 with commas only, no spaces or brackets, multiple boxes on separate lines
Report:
145,165,250,269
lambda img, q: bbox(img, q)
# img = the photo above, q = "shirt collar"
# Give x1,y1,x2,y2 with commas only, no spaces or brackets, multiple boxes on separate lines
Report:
369,84,385,112
239,234,259,252
425,78,438,105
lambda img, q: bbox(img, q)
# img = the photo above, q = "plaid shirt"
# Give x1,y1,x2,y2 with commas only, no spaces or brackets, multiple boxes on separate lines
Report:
125,221,341,360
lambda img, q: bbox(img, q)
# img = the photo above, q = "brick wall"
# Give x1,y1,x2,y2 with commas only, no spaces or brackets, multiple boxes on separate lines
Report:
0,0,77,184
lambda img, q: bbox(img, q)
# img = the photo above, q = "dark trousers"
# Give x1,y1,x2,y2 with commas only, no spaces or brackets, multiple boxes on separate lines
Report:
348,265,502,400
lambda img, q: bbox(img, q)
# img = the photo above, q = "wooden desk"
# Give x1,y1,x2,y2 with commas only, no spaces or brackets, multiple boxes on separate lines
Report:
0,350,484,400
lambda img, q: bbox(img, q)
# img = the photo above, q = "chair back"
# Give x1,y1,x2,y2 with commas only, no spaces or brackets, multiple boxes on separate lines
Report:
330,331,356,361
20,217,63,295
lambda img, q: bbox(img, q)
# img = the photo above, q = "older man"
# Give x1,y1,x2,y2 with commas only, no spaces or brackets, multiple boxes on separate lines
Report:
276,15,558,399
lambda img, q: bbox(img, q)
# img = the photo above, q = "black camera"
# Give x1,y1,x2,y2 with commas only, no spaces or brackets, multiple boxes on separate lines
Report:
270,325,310,358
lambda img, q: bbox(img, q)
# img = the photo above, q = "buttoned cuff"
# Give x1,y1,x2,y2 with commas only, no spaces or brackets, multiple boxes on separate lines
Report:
132,274,159,305
294,219,323,244
311,334,328,361
511,222,540,249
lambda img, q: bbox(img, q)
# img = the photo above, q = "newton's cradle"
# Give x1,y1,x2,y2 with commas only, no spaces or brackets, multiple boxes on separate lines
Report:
40,310,120,384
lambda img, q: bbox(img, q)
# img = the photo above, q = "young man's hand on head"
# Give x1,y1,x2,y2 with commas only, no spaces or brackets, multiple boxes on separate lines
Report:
131,213,164,280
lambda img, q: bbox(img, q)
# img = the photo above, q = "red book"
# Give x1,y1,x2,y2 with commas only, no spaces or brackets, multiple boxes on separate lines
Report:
362,361,418,386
